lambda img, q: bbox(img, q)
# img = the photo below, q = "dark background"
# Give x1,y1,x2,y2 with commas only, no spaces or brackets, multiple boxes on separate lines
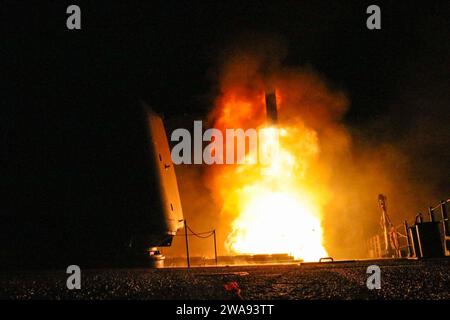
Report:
1,1,449,267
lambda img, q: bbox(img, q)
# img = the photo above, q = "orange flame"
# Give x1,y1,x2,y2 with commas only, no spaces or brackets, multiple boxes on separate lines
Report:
201,46,355,261
207,90,329,261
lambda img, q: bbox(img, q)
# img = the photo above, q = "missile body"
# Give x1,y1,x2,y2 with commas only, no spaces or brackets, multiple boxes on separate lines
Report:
265,91,278,124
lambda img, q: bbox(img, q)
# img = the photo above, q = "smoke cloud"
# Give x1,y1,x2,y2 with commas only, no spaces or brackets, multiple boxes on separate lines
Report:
163,35,449,260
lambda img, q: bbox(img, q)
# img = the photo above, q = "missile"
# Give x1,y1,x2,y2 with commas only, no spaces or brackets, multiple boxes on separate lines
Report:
265,90,278,124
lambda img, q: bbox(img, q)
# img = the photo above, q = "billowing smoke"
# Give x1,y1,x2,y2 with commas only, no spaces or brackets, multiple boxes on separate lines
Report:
163,36,449,260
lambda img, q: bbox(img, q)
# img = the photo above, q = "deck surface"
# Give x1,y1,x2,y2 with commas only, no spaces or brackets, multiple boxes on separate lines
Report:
1,258,449,299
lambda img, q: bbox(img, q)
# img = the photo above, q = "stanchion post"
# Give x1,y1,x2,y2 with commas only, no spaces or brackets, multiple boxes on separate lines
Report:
404,220,412,257
429,207,435,222
441,201,450,255
184,219,190,268
213,230,218,266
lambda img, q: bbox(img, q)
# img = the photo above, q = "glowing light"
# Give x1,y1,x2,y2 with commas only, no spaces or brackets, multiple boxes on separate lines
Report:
217,121,328,261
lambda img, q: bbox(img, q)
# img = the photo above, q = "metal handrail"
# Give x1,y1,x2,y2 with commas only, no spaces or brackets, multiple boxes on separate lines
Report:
368,196,450,258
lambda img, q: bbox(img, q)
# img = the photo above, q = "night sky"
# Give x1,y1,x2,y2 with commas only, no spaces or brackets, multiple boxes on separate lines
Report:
2,1,449,267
